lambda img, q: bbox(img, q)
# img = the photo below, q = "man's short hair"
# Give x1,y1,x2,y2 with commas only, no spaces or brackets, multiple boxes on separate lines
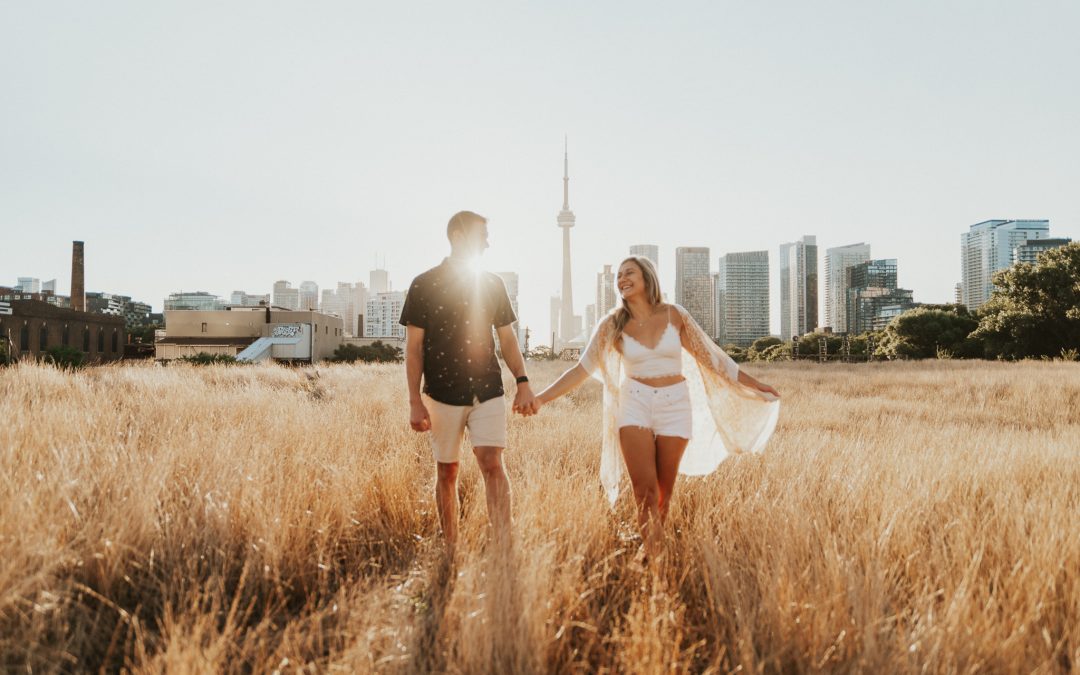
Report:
447,211,487,241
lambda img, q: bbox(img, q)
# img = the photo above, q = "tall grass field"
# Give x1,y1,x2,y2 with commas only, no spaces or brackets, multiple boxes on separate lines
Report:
2,360,1078,673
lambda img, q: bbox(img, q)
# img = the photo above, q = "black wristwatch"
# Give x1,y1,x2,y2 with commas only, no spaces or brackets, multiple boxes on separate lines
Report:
515,375,529,384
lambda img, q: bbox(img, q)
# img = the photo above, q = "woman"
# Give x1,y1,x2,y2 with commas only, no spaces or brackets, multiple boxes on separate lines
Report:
533,256,780,552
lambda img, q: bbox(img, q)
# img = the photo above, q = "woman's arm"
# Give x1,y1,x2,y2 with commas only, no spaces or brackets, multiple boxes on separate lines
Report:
738,368,780,398
536,363,592,406
673,303,780,398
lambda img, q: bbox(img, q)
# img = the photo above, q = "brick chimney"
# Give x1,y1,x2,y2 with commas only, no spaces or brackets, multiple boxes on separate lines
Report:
71,240,85,312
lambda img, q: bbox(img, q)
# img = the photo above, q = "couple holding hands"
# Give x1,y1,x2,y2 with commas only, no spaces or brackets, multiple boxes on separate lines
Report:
401,211,780,554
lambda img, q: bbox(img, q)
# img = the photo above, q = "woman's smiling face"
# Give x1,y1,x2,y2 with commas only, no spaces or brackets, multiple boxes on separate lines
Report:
617,261,645,300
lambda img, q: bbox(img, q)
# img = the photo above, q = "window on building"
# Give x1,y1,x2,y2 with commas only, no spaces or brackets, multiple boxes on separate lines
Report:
97,328,104,353
39,325,48,351
83,326,90,351
111,329,118,353
20,324,30,351
62,324,70,346
201,322,207,333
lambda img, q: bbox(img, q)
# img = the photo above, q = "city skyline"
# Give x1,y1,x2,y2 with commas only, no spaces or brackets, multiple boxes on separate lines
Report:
3,3,1080,340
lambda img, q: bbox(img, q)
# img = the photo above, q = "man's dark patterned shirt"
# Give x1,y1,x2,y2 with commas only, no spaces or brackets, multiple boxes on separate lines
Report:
399,258,517,406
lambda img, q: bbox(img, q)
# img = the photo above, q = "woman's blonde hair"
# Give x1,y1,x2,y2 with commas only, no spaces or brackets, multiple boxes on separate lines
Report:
611,256,663,352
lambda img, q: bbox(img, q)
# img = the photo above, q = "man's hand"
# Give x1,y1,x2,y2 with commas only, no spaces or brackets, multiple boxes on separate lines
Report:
410,400,431,432
513,384,538,417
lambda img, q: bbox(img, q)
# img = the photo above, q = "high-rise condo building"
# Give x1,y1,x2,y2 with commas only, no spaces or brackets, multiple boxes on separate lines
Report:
496,271,524,344
1014,238,1072,265
585,304,596,334
846,259,915,334
272,280,299,310
629,245,659,273
961,219,1050,310
365,291,405,339
715,250,770,347
299,281,319,311
824,242,870,333
779,236,818,339
369,269,389,295
596,264,616,317
676,247,713,336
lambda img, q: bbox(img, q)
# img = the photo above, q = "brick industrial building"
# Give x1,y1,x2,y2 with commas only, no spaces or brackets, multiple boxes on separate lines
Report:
0,298,125,363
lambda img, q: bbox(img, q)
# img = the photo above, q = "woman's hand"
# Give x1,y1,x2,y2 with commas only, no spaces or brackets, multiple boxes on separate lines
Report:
755,382,780,398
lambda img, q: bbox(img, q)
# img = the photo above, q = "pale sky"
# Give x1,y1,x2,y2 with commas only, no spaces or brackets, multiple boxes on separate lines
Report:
3,1,1078,340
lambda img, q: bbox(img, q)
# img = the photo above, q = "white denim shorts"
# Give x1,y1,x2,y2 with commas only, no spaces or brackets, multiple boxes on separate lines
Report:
423,394,507,464
617,379,692,439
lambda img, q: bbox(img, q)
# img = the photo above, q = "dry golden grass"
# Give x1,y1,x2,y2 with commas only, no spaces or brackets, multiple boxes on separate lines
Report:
1,359,1078,673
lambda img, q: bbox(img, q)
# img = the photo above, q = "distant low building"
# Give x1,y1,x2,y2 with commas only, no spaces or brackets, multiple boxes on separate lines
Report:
164,291,224,311
0,286,71,309
0,298,125,363
230,291,270,307
155,306,343,363
86,291,154,329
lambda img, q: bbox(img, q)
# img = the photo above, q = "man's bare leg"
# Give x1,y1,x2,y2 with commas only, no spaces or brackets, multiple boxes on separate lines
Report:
436,461,460,550
472,446,512,542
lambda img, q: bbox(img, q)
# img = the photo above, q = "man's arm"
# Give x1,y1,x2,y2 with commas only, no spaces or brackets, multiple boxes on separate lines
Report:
405,325,431,431
496,324,537,415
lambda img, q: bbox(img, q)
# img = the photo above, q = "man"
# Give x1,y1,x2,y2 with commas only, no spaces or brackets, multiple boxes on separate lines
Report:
400,210,536,550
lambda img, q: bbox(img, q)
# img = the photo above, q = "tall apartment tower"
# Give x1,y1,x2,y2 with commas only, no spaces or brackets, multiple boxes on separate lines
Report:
596,264,616,318
272,280,299,310
715,251,770,347
365,292,405,339
961,219,1050,310
496,271,524,344
369,269,389,295
629,245,659,273
779,235,818,339
556,140,577,346
846,259,915,333
675,247,713,336
824,242,871,333
299,281,319,311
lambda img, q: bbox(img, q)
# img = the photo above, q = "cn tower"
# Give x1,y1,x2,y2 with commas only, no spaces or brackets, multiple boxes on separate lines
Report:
557,138,576,345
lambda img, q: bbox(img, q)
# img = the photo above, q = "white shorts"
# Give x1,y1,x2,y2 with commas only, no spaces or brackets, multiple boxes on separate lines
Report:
423,394,507,463
617,379,692,439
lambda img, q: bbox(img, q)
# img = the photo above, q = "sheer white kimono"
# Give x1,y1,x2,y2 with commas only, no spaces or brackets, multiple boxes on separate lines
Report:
578,304,780,505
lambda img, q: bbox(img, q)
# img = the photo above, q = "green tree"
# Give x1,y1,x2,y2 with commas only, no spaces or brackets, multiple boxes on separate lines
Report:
877,308,980,359
972,242,1080,359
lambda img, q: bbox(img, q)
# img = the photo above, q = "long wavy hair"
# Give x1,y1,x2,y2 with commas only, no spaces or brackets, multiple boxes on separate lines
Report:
611,256,663,352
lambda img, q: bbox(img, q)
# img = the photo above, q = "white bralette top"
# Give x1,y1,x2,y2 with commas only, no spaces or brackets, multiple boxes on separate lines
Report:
622,321,683,379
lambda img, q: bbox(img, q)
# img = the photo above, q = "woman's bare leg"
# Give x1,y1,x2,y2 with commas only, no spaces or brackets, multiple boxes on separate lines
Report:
655,435,689,523
619,427,661,555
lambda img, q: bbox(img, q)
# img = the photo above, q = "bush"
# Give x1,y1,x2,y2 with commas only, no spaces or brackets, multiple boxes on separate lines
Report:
747,336,781,361
877,308,981,360
43,345,85,370
331,341,403,364
178,353,242,366
526,345,560,361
